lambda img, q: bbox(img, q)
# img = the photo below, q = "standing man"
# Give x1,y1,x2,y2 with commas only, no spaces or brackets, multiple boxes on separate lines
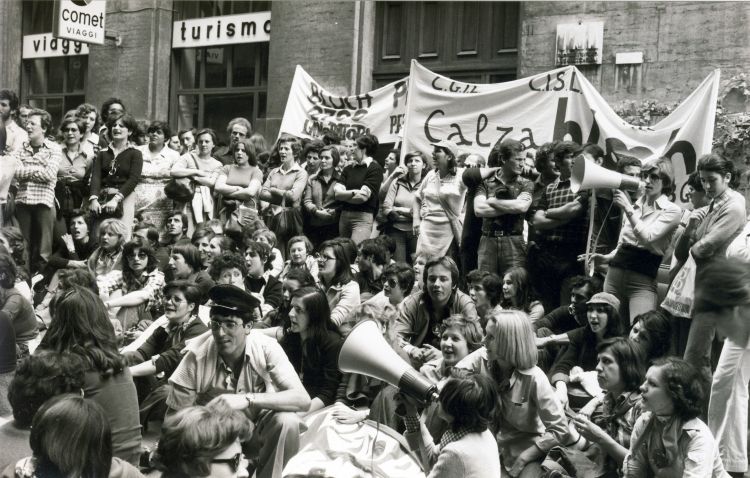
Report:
474,139,534,277
215,117,252,165
528,141,588,311
0,90,28,153
166,285,310,478
12,109,61,275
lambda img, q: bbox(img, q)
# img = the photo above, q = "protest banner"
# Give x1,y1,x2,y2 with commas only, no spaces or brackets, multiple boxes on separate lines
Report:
401,60,719,205
279,65,408,145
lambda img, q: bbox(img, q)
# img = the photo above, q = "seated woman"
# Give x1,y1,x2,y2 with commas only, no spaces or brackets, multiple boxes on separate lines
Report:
624,358,728,477
123,281,208,424
549,292,626,410
262,267,316,330
472,272,502,325
252,228,283,277
278,287,343,414
168,243,215,304
278,235,319,283
87,218,128,281
629,309,673,363
455,310,575,477
400,374,501,478
317,239,360,334
499,266,544,323
419,315,484,386
100,240,165,332
0,252,36,360
38,287,142,465
46,209,97,276
2,395,142,478
569,337,646,477
242,242,283,317
395,257,478,368
153,402,252,478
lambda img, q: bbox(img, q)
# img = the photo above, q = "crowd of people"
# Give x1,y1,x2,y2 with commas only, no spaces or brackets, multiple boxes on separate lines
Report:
0,86,749,478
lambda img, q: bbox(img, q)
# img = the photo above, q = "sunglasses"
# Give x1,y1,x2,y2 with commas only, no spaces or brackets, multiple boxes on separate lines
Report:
385,278,399,289
211,452,243,473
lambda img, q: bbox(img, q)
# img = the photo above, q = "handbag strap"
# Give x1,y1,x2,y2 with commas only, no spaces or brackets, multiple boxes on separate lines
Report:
433,173,462,242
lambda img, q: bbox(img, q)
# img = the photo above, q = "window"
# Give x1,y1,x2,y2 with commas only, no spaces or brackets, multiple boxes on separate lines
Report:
374,2,520,86
22,0,87,124
172,1,270,147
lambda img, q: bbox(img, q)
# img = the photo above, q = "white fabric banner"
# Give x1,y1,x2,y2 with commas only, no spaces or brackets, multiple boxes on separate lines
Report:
401,60,719,205
279,65,408,144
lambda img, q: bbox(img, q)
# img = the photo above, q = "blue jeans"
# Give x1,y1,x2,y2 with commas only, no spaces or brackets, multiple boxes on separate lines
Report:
478,234,527,278
385,227,418,264
339,210,374,245
603,266,658,325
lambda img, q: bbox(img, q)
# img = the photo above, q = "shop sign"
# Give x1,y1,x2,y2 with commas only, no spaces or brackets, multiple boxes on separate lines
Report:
23,33,90,59
173,11,271,49
52,0,107,45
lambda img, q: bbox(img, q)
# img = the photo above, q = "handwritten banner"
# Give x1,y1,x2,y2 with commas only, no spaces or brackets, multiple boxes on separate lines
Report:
279,65,408,144
401,60,719,205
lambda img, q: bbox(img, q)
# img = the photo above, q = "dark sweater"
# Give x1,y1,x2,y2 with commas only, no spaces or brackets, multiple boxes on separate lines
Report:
548,326,602,384
90,146,143,197
244,274,283,309
281,329,343,406
47,237,97,272
534,305,585,334
1,288,36,344
0,312,15,374
339,159,384,213
123,317,209,376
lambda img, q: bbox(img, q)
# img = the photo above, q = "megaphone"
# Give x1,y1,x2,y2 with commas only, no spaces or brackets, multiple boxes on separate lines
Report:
338,320,438,404
570,156,642,193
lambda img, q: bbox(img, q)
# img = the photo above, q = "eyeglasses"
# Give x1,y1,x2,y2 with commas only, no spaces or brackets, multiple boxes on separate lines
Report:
211,452,243,473
386,278,399,289
316,254,336,263
640,172,662,182
210,319,243,332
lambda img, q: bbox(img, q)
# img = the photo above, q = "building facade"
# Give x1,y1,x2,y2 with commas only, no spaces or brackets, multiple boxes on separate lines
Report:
1,1,747,146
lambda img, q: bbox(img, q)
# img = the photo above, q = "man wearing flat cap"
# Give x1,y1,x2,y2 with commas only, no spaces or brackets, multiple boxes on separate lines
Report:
165,284,311,478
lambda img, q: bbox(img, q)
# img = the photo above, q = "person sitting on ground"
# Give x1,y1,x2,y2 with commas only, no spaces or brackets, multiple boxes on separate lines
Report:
165,284,311,478
355,238,388,302
153,402,252,478
167,243,214,304
87,218,127,281
399,374,501,478
45,209,97,277
629,309,673,363
161,210,191,248
316,239,360,335
132,221,170,271
395,257,478,368
472,272,503,325
278,287,343,414
2,395,142,478
242,242,283,318
499,266,545,323
362,262,415,316
262,267,316,330
624,358,728,477
0,351,86,470
0,252,36,361
535,275,601,339
122,281,208,425
419,314,483,386
251,228,284,277
278,235,318,284
465,269,490,304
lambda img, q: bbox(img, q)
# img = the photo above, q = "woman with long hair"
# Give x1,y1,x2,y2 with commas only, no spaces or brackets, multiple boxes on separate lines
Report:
39,287,142,465
571,337,646,476
170,128,223,235
694,258,750,477
499,266,545,323
0,252,35,360
316,239,360,333
154,402,251,478
303,145,342,248
381,151,427,263
455,310,574,477
87,218,128,280
100,240,165,331
629,309,672,363
278,287,343,414
2,395,142,478
214,136,263,232
624,358,728,477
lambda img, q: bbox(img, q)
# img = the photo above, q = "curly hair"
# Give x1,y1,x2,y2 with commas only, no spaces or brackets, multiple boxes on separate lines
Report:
155,402,252,477
121,240,158,292
209,252,247,282
651,357,707,421
8,351,86,427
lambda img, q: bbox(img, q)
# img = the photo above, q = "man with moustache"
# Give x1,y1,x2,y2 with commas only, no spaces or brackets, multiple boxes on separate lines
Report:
474,139,534,278
166,284,310,478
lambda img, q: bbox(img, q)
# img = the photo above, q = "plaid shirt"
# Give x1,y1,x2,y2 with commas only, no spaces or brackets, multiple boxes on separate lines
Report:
98,269,165,307
534,178,589,248
13,139,61,207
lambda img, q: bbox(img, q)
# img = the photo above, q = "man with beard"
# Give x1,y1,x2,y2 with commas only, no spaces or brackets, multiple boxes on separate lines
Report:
214,117,252,166
0,90,27,153
166,284,310,478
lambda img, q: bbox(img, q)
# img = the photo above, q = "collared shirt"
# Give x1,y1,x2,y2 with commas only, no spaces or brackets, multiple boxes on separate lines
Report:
137,144,180,178
58,146,93,182
726,221,750,261
692,188,746,261
263,161,308,213
97,269,165,307
166,332,303,421
476,171,534,235
534,177,589,248
13,139,62,207
5,121,28,153
303,171,341,226
617,194,682,256
591,391,643,474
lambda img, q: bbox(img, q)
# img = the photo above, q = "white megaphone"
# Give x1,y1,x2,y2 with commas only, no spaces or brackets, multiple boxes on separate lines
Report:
338,320,439,404
570,156,643,193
